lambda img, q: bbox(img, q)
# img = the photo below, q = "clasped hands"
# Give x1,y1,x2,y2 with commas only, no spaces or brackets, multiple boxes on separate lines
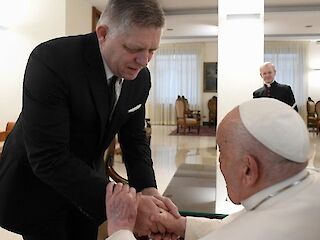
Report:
106,182,186,239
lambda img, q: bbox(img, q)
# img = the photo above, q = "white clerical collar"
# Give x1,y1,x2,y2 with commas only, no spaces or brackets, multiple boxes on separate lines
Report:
242,169,309,211
264,79,275,87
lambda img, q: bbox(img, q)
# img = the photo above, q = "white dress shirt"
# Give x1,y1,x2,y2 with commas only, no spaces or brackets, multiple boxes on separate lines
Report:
102,58,124,109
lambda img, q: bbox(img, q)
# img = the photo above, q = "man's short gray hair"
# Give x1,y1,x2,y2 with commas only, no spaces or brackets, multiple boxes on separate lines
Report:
97,0,165,35
260,62,276,72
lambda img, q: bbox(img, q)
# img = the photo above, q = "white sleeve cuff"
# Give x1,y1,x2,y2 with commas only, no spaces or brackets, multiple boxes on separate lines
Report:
106,230,136,240
185,216,223,240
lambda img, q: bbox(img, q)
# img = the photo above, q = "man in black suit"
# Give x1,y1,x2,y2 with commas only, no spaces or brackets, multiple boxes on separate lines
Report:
0,0,179,239
253,62,298,111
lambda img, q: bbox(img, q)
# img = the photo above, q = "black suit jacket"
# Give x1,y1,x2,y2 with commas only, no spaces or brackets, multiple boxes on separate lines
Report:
253,81,298,111
0,33,156,233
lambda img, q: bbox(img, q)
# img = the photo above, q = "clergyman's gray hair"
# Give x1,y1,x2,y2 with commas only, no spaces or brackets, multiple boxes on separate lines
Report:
97,0,165,35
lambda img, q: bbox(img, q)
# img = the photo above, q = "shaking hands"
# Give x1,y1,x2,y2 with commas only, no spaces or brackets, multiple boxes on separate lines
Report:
106,182,186,239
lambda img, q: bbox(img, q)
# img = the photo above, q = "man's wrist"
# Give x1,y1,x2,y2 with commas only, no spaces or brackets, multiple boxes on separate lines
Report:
108,221,134,236
141,187,159,196
107,229,135,240
177,217,187,237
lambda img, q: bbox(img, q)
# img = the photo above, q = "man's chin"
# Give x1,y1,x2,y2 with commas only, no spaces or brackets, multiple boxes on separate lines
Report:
123,71,140,80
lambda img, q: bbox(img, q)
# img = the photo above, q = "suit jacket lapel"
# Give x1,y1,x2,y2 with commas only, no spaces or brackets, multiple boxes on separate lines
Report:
83,33,111,141
100,80,134,149
110,80,134,128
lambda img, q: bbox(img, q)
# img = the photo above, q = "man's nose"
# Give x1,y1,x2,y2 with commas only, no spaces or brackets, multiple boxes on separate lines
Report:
136,51,149,66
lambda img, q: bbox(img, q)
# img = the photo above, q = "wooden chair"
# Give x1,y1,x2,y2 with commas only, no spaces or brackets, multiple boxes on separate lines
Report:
175,97,200,134
208,96,217,128
307,100,318,133
6,122,15,133
0,122,16,158
104,119,152,184
0,122,15,142
0,131,6,142
104,137,128,184
181,96,201,121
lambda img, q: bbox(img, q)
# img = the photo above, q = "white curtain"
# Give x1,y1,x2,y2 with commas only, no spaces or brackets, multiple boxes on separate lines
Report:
147,43,204,125
264,41,309,119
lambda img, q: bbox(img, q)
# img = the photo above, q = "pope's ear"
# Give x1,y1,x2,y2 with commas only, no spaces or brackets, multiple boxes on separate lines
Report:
96,25,109,43
242,155,259,186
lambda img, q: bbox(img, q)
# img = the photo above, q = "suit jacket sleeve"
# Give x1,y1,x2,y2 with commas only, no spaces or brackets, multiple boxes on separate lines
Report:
253,89,261,99
286,86,298,112
22,43,108,224
253,91,257,98
118,69,156,192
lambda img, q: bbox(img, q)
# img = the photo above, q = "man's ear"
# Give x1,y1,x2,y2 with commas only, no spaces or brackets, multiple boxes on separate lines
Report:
242,155,259,187
96,25,108,43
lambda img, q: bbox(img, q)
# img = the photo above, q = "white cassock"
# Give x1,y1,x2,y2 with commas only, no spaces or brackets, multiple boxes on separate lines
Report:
106,169,320,240
185,169,320,240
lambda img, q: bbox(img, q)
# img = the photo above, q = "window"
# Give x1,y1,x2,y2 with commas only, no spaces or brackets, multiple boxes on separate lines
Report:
264,41,309,115
147,43,203,125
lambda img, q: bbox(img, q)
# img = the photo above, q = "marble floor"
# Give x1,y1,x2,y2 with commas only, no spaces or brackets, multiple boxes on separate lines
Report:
0,125,319,239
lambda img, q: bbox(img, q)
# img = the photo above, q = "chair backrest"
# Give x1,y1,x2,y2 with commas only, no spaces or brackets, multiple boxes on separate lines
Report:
208,96,217,113
6,122,15,133
0,122,16,142
307,100,316,116
0,131,6,142
315,101,320,116
175,98,186,119
180,96,189,112
307,100,316,115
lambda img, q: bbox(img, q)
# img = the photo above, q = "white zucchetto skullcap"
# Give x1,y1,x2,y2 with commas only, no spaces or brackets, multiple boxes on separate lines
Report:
239,98,312,163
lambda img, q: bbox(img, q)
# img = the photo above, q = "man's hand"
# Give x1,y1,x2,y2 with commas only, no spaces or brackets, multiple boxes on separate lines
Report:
134,194,167,236
106,182,140,235
133,187,181,238
153,195,180,219
142,187,180,218
150,208,186,238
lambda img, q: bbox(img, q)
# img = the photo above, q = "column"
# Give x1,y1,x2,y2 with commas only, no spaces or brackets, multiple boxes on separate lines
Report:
216,0,264,214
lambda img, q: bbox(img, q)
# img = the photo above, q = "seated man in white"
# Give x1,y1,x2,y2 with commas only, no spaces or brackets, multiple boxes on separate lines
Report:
105,98,320,240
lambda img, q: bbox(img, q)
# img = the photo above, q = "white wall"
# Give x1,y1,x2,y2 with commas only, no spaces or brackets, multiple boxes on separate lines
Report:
66,0,92,36
0,0,92,130
308,42,320,102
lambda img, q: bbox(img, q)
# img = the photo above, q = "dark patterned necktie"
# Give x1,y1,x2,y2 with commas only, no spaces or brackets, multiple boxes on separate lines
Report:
108,75,118,109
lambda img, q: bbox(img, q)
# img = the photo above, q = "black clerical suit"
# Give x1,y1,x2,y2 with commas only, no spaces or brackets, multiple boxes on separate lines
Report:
253,81,298,111
0,32,156,239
